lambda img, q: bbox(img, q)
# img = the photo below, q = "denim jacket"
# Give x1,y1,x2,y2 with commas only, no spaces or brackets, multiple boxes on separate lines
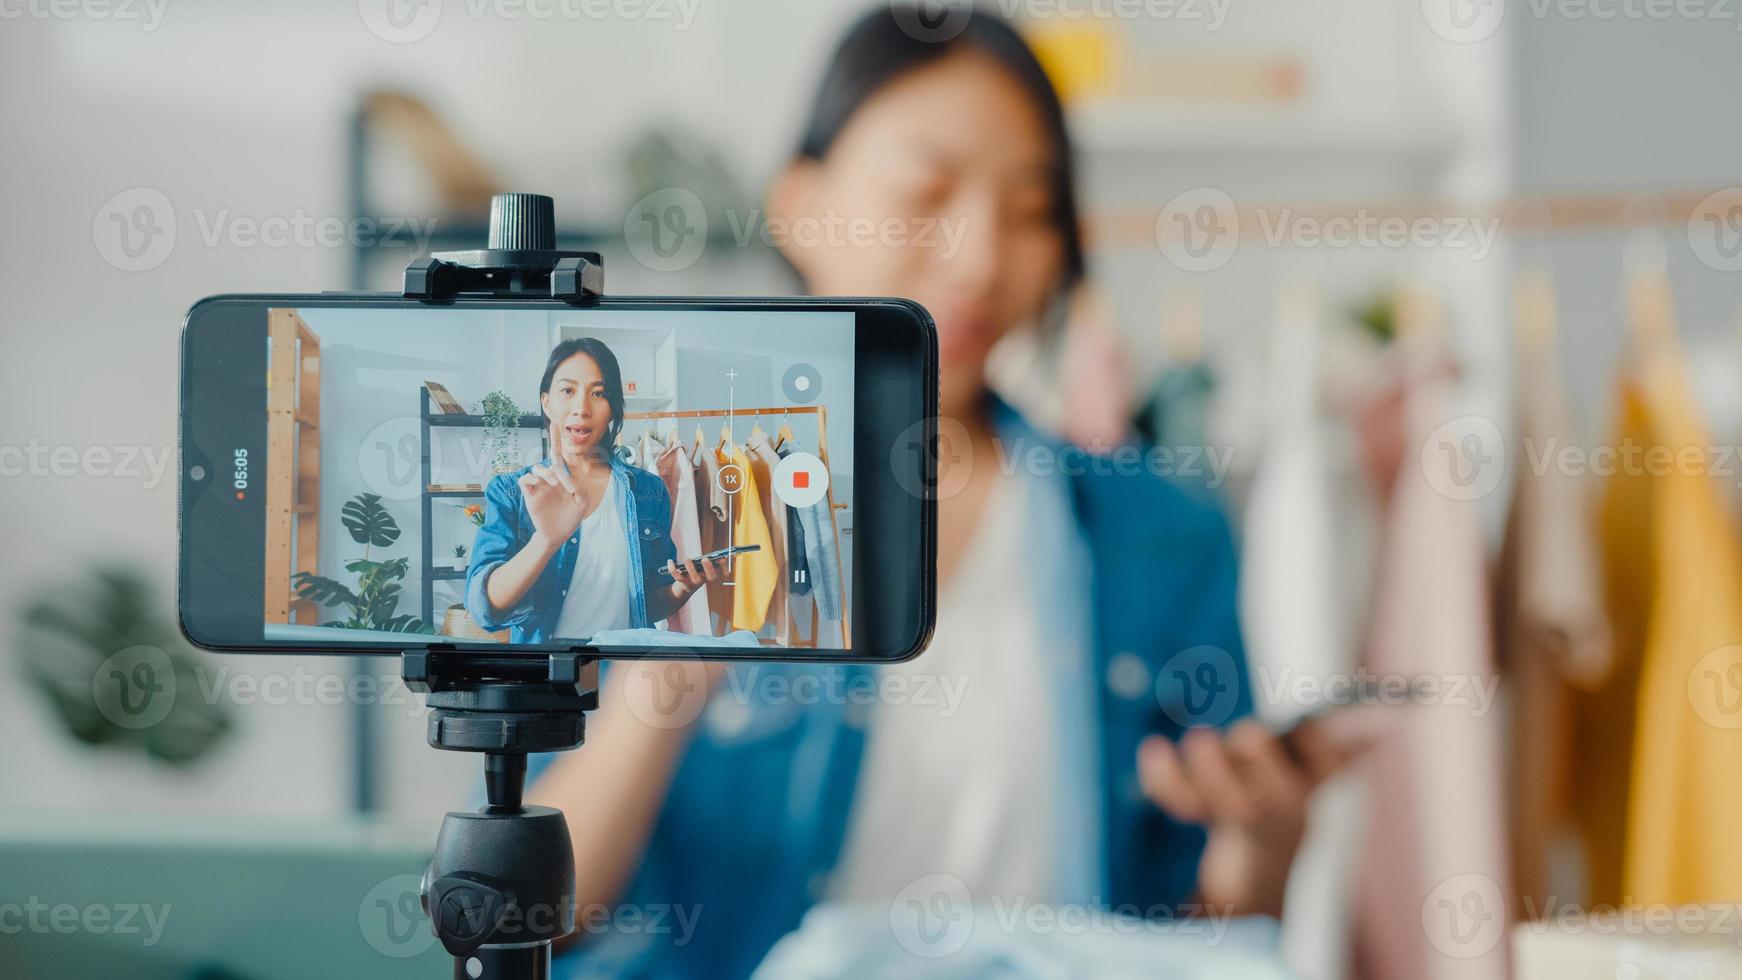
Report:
530,399,1255,979
464,457,677,642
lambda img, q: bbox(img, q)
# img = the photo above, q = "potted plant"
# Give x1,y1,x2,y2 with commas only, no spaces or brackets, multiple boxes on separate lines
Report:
476,391,524,475
16,565,233,766
292,493,431,633
451,544,468,571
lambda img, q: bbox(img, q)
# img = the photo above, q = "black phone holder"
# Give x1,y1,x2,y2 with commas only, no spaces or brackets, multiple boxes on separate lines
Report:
401,193,604,980
404,192,603,303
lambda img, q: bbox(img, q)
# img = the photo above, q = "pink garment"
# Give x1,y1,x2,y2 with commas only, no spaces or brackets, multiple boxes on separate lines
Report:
655,442,711,635
1354,327,1510,980
1059,291,1135,451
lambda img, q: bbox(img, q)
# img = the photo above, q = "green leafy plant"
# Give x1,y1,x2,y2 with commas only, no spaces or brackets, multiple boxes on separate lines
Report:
292,493,431,633
1352,291,1398,343
452,544,468,561
476,390,524,474
16,565,232,765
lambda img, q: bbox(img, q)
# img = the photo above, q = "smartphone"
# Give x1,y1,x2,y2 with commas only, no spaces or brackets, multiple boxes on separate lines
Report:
178,295,937,662
655,544,762,578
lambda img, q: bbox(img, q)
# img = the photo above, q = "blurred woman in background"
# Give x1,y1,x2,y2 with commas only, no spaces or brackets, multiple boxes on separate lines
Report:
527,8,1356,976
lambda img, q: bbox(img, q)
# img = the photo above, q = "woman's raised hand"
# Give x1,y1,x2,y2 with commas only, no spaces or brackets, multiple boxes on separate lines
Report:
521,428,588,544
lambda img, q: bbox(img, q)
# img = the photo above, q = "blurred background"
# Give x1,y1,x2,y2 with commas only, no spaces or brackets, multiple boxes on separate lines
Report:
3,1,1741,977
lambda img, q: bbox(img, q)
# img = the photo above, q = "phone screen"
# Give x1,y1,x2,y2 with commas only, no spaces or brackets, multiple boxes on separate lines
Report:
179,296,936,661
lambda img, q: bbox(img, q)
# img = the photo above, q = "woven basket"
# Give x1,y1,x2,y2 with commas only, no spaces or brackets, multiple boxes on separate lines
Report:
440,604,508,642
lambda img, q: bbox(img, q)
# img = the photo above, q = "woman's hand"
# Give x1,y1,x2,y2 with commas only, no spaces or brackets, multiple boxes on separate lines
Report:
664,555,726,601
521,432,587,546
1136,717,1370,917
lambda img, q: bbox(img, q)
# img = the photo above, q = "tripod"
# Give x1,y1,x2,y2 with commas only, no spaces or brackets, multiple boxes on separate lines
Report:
401,193,607,980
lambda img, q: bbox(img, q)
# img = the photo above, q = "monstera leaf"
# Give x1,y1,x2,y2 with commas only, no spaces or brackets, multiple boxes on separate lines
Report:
16,565,233,765
291,498,431,634
341,493,401,548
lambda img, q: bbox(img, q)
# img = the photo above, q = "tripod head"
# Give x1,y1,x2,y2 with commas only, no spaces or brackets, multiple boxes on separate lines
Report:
400,193,607,980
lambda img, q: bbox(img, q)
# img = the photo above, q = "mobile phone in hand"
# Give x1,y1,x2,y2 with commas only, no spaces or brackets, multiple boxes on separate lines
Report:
656,544,762,577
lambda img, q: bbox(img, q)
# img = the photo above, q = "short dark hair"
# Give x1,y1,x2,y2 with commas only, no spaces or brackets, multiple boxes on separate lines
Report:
794,5,1085,290
539,337,625,451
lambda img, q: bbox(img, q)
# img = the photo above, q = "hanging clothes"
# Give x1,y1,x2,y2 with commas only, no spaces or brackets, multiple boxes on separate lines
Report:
1136,363,1215,452
778,434,845,625
1353,294,1509,980
695,437,731,632
1495,272,1613,915
655,440,711,636
718,442,778,633
779,444,813,599
1594,274,1742,904
747,430,792,644
1238,281,1361,980
1059,289,1136,450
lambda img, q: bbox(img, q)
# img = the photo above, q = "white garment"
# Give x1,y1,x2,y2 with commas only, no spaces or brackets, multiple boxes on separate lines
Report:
552,474,632,640
1237,283,1362,980
829,474,1059,904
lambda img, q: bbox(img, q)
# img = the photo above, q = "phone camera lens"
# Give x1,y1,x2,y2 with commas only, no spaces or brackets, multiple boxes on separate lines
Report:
190,465,207,481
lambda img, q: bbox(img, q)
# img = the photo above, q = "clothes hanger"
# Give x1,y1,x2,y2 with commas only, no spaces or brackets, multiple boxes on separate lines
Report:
1159,285,1205,366
748,411,765,444
1623,224,1677,358
775,409,794,452
1513,267,1558,366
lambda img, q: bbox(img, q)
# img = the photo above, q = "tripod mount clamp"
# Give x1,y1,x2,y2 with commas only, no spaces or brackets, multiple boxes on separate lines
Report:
396,192,613,978
404,192,604,303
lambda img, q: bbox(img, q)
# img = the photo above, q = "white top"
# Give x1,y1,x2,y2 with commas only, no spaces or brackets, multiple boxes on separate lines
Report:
829,473,1059,904
552,473,632,640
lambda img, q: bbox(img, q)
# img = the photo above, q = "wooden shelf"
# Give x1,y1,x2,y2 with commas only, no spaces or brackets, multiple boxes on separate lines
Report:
426,412,544,428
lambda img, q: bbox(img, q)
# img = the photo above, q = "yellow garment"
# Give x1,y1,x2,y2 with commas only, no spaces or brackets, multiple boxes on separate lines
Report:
1591,347,1742,904
718,444,777,633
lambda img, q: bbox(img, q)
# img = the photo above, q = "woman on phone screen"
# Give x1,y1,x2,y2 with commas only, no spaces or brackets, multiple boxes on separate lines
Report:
465,337,723,642
522,8,1362,977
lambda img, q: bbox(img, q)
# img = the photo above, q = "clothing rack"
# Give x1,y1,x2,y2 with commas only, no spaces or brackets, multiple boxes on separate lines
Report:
1092,185,1737,249
622,404,850,649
